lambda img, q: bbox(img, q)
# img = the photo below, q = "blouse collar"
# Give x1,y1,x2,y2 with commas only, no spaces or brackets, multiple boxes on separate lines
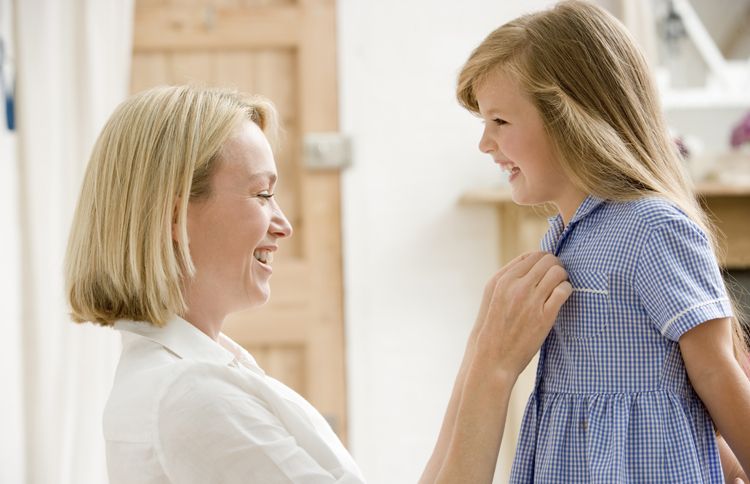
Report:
115,315,238,367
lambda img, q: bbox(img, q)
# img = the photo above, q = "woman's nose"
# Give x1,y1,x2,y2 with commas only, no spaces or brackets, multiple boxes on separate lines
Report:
271,204,293,239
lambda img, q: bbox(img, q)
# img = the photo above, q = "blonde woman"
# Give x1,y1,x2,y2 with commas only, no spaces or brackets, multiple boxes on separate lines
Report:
456,1,750,482
65,85,573,483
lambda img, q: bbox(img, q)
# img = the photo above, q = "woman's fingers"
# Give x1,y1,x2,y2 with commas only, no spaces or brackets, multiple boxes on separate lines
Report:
534,261,569,300
533,258,572,322
489,252,538,283
522,253,561,288
543,280,573,319
472,253,537,340
472,252,572,379
479,252,548,321
498,251,547,283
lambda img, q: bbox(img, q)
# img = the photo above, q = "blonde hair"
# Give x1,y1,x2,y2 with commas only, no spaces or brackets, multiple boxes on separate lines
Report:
65,85,278,327
457,0,749,367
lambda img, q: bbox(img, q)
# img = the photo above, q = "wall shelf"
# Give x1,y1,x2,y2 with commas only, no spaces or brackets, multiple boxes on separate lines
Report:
460,184,750,268
657,0,750,110
662,90,750,110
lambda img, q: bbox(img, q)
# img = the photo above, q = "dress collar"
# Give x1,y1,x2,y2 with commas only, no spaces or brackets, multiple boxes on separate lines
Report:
542,195,606,253
568,195,606,225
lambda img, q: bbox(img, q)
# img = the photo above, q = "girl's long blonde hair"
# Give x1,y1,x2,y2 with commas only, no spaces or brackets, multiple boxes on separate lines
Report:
457,0,749,368
65,85,277,327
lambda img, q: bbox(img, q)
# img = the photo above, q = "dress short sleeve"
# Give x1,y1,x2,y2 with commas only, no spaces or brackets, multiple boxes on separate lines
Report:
634,216,733,341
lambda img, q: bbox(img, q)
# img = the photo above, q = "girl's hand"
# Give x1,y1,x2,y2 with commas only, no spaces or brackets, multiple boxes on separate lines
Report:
681,318,750,478
718,433,749,484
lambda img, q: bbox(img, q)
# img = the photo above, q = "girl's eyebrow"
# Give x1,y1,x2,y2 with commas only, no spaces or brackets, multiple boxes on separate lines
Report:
478,103,508,117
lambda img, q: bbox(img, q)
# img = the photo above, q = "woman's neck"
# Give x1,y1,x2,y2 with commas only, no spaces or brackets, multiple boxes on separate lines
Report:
182,308,224,341
181,284,228,341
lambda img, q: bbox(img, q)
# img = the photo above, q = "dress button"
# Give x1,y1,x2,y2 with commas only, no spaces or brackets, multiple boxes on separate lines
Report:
582,420,588,431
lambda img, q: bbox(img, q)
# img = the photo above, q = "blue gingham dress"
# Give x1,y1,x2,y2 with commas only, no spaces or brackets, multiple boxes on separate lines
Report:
509,196,733,483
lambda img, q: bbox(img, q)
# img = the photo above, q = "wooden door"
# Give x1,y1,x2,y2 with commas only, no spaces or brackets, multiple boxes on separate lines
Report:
131,0,347,440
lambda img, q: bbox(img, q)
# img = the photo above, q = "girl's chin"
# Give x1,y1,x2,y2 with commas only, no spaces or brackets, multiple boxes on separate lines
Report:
510,192,535,206
510,187,548,207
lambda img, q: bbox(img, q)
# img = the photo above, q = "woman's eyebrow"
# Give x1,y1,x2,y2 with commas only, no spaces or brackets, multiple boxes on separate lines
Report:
246,171,277,184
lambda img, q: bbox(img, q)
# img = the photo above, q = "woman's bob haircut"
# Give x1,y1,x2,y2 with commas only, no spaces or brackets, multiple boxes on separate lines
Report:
65,85,278,327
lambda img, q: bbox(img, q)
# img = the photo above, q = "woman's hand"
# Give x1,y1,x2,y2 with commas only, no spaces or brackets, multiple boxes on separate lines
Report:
421,251,571,484
471,251,571,378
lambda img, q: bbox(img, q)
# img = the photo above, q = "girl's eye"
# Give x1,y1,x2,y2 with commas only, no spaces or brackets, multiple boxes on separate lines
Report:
493,118,507,126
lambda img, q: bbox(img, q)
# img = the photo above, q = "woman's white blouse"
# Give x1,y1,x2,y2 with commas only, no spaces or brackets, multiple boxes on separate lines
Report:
104,316,365,484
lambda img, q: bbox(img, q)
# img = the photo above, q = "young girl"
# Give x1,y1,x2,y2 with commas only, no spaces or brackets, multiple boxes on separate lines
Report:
456,1,750,482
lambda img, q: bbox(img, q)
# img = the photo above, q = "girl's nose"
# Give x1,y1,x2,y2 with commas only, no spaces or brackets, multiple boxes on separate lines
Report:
478,126,495,154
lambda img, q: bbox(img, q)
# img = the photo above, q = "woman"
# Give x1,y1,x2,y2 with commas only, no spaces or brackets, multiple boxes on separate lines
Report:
65,85,572,483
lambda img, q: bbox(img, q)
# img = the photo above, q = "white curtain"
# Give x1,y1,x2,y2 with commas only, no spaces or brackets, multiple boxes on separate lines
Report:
9,0,134,482
0,2,23,483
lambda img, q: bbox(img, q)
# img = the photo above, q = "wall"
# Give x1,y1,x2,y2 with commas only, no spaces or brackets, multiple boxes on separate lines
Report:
337,1,555,482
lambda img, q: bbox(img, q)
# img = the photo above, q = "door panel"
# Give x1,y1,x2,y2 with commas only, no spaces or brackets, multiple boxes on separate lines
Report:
132,0,347,440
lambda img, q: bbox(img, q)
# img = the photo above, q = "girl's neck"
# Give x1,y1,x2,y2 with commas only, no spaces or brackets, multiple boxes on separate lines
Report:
556,189,589,227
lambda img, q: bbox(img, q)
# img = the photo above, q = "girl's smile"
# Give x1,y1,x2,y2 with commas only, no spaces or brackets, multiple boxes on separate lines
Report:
475,69,585,224
495,160,521,182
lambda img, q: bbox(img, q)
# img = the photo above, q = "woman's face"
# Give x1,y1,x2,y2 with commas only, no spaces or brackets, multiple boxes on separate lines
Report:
185,120,292,314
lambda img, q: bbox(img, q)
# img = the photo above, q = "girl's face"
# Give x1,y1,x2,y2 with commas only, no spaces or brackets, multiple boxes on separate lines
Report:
475,69,585,223
185,120,293,314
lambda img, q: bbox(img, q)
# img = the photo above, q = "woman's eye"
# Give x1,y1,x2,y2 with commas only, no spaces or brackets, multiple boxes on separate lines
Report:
257,192,275,200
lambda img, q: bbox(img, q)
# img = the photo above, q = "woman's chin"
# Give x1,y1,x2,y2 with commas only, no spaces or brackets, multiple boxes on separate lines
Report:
244,285,271,309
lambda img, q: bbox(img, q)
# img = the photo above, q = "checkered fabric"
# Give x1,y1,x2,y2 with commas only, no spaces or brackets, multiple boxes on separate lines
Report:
509,196,732,483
